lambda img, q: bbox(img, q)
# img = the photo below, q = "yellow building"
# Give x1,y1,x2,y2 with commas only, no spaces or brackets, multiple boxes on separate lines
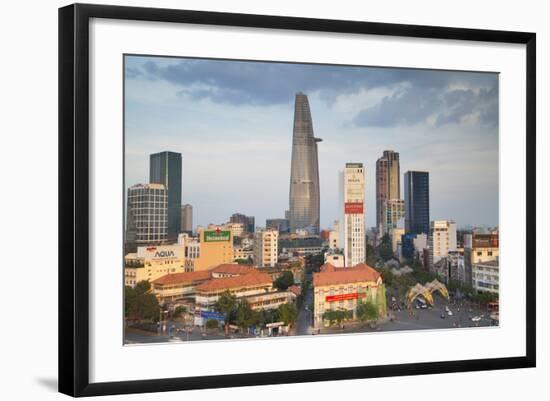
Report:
151,271,212,303
124,244,187,287
194,272,295,313
313,263,386,328
182,229,235,271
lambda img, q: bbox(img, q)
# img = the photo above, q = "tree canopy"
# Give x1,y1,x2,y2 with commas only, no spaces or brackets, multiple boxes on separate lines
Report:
274,271,294,291
125,281,160,321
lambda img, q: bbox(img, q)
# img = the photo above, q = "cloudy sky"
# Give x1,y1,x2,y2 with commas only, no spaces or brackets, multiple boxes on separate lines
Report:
124,55,499,230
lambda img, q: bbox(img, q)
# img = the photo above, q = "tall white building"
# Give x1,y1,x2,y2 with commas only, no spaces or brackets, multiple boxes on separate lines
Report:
253,229,279,267
342,163,366,267
429,220,457,267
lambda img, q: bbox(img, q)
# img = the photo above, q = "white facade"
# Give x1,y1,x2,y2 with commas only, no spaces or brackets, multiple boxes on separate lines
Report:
324,253,345,267
413,233,428,252
472,260,499,293
126,183,167,245
429,220,457,266
224,222,245,237
342,163,366,267
253,229,279,267
329,220,340,250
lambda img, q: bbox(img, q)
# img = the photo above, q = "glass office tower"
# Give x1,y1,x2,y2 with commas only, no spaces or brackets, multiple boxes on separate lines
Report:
150,151,182,240
404,171,430,235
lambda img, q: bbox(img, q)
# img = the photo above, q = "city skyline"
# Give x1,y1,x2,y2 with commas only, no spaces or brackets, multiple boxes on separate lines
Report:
125,55,499,229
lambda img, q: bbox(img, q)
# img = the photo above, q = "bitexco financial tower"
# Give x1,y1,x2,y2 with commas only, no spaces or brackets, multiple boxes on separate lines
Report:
288,92,322,235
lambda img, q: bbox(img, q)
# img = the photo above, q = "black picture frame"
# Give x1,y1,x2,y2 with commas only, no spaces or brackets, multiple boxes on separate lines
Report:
59,3,536,397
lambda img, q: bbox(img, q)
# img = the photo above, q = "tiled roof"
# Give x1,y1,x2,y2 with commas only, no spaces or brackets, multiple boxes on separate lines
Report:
287,285,302,296
196,273,273,293
314,263,381,287
152,271,211,286
211,263,257,275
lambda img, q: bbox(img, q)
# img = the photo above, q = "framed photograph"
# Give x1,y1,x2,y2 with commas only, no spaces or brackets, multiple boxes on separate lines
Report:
58,3,536,397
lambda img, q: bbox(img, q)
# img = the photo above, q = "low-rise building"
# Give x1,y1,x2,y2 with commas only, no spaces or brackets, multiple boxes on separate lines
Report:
278,233,323,257
324,253,345,267
195,272,274,308
124,244,187,287
210,263,257,278
233,246,254,262
151,271,212,303
313,263,386,328
472,259,499,294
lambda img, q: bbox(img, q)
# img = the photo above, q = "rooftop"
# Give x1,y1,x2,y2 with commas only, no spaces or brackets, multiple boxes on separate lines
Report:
152,271,211,286
210,263,257,275
196,273,273,293
313,263,381,287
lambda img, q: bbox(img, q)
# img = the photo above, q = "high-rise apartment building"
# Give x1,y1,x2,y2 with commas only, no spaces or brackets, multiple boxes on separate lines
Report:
181,204,193,233
376,150,400,235
342,163,366,267
404,171,430,235
429,220,457,267
289,92,322,234
150,151,182,239
254,229,279,267
383,198,405,235
125,183,167,251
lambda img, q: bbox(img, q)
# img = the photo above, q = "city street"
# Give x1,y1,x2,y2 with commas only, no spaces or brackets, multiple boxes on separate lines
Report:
318,299,495,336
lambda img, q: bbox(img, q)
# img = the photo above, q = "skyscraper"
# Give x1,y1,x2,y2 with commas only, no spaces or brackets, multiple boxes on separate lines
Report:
150,151,182,240
376,150,400,235
342,163,366,267
289,92,322,234
181,204,193,233
404,171,430,235
125,183,167,251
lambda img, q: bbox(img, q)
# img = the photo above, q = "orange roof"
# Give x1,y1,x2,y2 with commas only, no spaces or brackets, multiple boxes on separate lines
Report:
196,273,273,293
152,271,211,286
314,263,381,287
210,263,257,275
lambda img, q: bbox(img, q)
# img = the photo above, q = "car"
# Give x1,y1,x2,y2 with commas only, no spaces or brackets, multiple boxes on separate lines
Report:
471,316,482,322
440,313,446,319
447,310,453,316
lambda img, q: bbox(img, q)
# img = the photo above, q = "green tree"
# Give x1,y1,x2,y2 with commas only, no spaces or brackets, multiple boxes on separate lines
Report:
322,309,349,326
378,234,394,261
214,290,237,326
274,271,294,291
124,281,160,322
356,300,379,323
173,305,187,318
235,299,255,332
277,303,298,327
235,258,253,265
205,319,219,330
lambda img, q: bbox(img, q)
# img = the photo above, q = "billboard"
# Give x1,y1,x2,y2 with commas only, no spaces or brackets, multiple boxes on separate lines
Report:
200,310,226,321
345,202,364,214
325,292,366,302
137,244,185,259
203,230,231,242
